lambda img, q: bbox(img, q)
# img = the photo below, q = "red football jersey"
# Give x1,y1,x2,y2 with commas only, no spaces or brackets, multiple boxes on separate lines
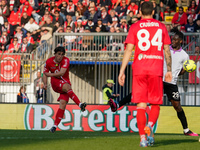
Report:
125,18,171,76
44,56,70,82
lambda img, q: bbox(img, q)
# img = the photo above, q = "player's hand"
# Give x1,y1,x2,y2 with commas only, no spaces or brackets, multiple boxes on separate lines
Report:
118,72,125,86
164,71,172,82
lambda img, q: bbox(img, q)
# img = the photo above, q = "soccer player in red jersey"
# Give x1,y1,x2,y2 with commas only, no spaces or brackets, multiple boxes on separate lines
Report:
118,1,172,147
43,46,87,133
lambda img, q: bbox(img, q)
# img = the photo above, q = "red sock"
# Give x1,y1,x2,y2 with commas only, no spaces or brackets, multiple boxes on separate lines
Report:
54,108,65,126
67,89,81,106
148,105,160,127
136,107,146,136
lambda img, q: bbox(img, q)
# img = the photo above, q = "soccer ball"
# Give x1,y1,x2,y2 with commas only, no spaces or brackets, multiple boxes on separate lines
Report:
183,60,196,72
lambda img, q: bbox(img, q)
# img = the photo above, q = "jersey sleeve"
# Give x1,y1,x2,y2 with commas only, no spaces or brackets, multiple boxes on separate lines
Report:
125,24,136,45
61,57,70,69
43,59,50,73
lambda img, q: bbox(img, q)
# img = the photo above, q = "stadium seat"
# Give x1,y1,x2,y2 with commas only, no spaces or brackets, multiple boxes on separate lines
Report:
165,16,173,23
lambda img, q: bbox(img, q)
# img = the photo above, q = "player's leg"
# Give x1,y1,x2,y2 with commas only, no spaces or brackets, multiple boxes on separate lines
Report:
108,93,132,112
145,76,163,146
62,83,86,111
137,103,148,147
171,100,198,136
50,99,67,133
132,75,148,147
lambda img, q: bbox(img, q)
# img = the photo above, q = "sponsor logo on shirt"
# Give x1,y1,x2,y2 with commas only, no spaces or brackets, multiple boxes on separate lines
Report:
138,54,163,60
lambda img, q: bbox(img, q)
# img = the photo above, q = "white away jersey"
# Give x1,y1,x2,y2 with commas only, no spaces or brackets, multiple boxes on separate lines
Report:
163,46,189,85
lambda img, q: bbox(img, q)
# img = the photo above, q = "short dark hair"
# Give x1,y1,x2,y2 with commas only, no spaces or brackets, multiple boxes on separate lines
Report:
54,46,65,55
141,2,153,16
173,29,184,40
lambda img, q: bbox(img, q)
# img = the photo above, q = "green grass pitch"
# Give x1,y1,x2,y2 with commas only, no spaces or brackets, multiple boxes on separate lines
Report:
0,130,199,150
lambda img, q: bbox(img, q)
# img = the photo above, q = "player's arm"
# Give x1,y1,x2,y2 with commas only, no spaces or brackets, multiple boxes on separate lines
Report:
179,68,186,76
118,43,134,86
164,44,172,82
44,68,67,77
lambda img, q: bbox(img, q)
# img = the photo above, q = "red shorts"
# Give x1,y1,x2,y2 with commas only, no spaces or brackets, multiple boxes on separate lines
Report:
131,75,163,105
51,77,71,102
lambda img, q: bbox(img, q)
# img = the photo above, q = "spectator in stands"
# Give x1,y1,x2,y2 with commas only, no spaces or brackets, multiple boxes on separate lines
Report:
194,19,200,32
19,37,33,53
56,27,65,46
7,37,20,53
94,18,107,32
21,1,33,17
84,7,101,24
64,26,76,52
42,17,54,32
108,9,119,24
64,15,75,32
21,12,31,27
188,0,197,14
8,9,21,28
166,24,172,32
172,6,187,30
58,1,67,21
17,86,29,103
127,11,138,26
8,0,20,13
99,0,112,10
0,13,4,25
76,1,87,20
160,0,177,13
26,31,35,45
118,18,128,32
187,8,198,22
53,21,61,33
100,6,110,25
152,0,160,20
66,0,77,21
75,19,84,33
36,82,47,103
52,10,64,26
0,0,10,18
185,17,196,32
40,27,53,45
32,29,41,42
107,26,115,52
1,19,14,37
14,26,23,44
24,17,40,32
110,17,119,29
117,0,128,19
93,26,105,50
127,0,138,15
0,29,10,52
79,26,93,54
85,17,95,32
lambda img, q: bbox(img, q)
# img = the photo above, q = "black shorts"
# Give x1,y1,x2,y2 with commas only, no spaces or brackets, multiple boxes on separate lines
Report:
163,82,180,101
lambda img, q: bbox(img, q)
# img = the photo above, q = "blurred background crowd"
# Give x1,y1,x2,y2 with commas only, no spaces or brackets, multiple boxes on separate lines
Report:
0,0,200,53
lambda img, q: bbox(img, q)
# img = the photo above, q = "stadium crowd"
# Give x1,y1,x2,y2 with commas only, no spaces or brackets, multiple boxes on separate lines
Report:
0,0,200,53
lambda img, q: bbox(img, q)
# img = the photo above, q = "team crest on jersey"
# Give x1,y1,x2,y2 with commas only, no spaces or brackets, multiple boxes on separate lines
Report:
138,54,143,60
55,64,58,66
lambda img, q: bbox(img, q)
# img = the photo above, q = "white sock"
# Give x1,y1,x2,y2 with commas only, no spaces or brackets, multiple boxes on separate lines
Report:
79,103,82,107
53,125,57,128
117,104,119,109
184,128,189,133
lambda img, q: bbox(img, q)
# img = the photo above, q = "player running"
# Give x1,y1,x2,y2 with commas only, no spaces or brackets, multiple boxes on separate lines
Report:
43,46,87,133
163,29,198,136
109,29,198,143
117,1,172,147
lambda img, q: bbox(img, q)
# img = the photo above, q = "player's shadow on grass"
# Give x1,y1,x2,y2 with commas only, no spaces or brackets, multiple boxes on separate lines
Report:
154,138,197,147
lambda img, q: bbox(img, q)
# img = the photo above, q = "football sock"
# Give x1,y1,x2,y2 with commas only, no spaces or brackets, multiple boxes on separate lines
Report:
177,110,188,129
119,93,132,108
137,107,146,136
148,105,160,127
54,108,65,126
184,128,190,133
67,89,81,106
